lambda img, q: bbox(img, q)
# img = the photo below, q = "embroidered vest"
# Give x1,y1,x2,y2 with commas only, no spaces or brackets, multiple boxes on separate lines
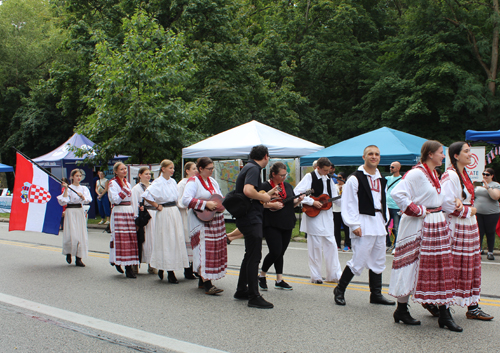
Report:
354,170,387,221
310,171,332,197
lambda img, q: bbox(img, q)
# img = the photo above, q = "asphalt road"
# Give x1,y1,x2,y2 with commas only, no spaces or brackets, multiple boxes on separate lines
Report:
0,222,499,353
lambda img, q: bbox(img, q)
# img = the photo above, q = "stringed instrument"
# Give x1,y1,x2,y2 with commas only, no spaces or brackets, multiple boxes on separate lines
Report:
268,188,314,212
193,194,225,222
302,194,341,218
259,185,282,204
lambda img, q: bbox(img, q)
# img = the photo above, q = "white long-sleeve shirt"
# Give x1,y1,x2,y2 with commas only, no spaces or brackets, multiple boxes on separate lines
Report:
294,170,339,237
341,166,389,237
141,176,178,205
57,184,92,206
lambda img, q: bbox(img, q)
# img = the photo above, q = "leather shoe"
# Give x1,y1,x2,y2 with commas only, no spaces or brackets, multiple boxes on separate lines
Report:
370,293,395,305
75,257,85,267
466,308,494,321
205,286,224,295
234,290,250,300
115,265,124,274
248,295,274,309
334,286,346,306
158,270,164,280
66,254,72,264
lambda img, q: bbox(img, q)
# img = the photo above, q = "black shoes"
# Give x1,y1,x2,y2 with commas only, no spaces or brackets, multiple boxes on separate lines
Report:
234,290,250,300
368,270,395,306
248,295,274,309
167,271,179,284
438,306,463,332
275,280,293,290
125,266,136,278
394,302,421,325
312,279,323,284
258,276,268,291
422,303,440,317
184,264,197,280
158,270,164,280
66,254,72,264
333,287,346,306
115,265,124,274
487,253,495,260
75,257,85,267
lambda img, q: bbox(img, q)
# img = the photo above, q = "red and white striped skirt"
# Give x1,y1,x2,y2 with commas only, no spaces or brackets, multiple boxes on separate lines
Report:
109,204,139,266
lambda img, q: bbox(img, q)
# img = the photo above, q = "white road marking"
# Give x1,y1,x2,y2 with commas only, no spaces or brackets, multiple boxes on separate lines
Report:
0,293,228,353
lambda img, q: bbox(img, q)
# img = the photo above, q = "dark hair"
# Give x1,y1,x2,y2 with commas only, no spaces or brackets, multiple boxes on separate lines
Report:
435,167,443,179
485,167,497,182
448,141,468,199
184,161,196,177
317,157,332,169
249,145,269,161
270,162,286,178
420,140,442,164
338,171,346,183
138,166,150,176
197,157,213,171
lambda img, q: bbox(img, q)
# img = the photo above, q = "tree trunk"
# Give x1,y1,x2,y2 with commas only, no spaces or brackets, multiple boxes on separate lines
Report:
489,0,499,96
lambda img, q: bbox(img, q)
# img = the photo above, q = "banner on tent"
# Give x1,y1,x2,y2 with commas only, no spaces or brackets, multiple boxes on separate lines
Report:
445,146,485,182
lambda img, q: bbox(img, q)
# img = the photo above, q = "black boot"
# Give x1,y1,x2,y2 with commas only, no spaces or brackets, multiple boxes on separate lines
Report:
394,302,421,325
66,254,72,264
333,266,355,306
184,264,196,280
167,271,179,284
369,270,395,305
422,303,440,317
125,265,136,278
115,265,124,274
75,257,85,267
198,277,204,289
158,270,164,280
438,306,463,332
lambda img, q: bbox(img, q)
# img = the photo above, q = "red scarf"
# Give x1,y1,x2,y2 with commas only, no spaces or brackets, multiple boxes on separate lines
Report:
462,169,475,203
423,163,441,194
197,175,216,194
269,179,286,199
111,176,127,190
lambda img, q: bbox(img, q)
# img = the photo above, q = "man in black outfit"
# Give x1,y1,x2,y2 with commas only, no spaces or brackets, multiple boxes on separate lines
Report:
233,145,277,309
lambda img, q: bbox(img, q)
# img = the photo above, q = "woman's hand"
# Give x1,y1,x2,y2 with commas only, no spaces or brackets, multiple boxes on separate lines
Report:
454,198,463,211
139,205,144,212
156,205,163,211
77,192,84,199
471,207,477,216
206,201,218,211
62,182,68,188
482,178,490,189
268,201,284,210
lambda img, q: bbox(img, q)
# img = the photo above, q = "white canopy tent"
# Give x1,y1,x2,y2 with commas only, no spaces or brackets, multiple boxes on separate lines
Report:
182,120,324,160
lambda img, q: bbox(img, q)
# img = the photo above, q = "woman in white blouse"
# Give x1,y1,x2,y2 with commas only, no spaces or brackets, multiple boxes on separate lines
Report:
142,159,189,283
57,169,92,267
177,161,198,280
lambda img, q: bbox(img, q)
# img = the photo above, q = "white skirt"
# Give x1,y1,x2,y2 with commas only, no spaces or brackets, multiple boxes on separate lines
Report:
141,209,156,264
62,207,88,258
150,206,189,271
179,208,193,261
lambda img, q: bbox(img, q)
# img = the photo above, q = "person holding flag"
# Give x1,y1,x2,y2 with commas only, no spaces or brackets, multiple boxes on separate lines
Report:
57,169,92,267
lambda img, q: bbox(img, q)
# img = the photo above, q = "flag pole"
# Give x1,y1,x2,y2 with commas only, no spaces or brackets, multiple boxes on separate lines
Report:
11,147,80,196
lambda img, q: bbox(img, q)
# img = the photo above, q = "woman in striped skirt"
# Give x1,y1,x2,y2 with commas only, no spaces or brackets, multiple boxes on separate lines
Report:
108,162,140,278
389,140,458,331
441,142,493,322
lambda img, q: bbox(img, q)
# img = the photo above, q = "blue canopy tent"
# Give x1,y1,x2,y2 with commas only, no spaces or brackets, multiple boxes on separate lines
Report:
0,163,14,173
465,130,500,144
300,127,429,166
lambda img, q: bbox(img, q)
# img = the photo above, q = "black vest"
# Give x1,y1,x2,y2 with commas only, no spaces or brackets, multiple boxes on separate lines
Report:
354,170,387,221
310,171,332,197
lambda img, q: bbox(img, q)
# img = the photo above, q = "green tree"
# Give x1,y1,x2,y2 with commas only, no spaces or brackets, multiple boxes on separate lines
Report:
79,9,207,165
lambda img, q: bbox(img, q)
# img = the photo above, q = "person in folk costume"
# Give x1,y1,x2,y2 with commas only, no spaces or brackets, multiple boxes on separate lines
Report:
441,142,494,322
181,157,228,295
334,145,394,306
388,140,459,330
131,167,156,275
177,161,198,280
141,159,189,283
294,157,341,284
95,170,111,225
108,162,140,278
258,162,304,291
57,169,92,267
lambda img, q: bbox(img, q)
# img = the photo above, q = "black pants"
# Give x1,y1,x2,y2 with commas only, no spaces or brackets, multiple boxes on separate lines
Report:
262,227,292,274
476,213,500,253
236,223,263,299
333,212,342,248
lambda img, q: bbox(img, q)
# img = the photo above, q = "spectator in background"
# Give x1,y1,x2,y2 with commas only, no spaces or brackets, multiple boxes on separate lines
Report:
386,162,402,253
95,170,111,225
336,172,351,252
329,164,338,184
474,168,500,260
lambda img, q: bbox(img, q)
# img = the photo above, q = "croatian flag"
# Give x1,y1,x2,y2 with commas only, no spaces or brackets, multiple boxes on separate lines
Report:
9,153,63,235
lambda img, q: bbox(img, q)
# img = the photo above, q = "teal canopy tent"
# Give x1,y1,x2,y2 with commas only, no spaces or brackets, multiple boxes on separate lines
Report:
300,127,430,166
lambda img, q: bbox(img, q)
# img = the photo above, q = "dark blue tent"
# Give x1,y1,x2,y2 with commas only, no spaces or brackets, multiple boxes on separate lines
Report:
300,127,429,166
0,163,14,172
465,130,500,145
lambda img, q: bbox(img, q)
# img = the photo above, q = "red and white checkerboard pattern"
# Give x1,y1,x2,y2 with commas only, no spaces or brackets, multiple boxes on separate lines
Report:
28,184,51,204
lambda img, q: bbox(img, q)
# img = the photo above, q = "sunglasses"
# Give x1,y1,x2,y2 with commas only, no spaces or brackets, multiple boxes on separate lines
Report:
483,173,491,176
390,166,395,169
